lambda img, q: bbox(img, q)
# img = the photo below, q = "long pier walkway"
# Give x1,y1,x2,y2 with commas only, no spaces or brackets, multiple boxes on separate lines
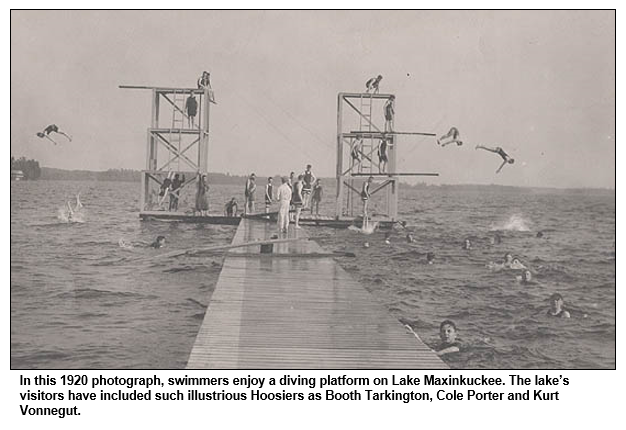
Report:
187,218,446,368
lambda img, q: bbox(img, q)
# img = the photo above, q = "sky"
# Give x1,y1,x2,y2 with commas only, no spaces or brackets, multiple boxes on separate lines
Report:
10,10,615,188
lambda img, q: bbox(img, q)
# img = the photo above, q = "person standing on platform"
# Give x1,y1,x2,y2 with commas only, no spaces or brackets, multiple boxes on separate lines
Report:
244,173,257,214
292,175,304,229
361,176,373,220
384,96,395,132
378,139,389,173
185,92,198,128
195,173,210,216
277,177,292,233
169,173,185,211
311,179,323,216
264,177,274,213
302,164,315,209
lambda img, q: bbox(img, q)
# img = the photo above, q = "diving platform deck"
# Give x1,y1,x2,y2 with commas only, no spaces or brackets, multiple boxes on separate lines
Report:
187,218,446,369
139,210,396,229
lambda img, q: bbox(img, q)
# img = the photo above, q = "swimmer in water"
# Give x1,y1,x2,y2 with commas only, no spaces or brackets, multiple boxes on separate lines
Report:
547,293,571,318
490,233,502,245
516,269,533,284
363,242,370,249
426,252,435,264
462,238,472,250
150,236,166,249
384,232,392,245
475,144,515,173
406,233,415,243
436,320,460,356
536,231,544,238
510,258,526,270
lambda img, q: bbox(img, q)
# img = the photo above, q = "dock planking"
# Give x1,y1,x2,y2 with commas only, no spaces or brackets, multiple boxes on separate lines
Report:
187,218,446,369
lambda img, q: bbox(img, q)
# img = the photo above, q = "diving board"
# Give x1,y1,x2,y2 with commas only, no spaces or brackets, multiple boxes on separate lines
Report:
187,218,446,369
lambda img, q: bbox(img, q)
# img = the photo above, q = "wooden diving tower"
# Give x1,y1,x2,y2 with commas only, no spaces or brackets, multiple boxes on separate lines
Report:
335,92,438,222
119,84,215,221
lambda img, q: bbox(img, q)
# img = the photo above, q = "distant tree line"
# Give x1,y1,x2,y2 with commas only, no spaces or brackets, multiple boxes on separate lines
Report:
11,156,41,179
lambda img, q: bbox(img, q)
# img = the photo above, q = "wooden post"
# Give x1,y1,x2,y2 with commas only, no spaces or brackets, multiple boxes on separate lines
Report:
198,88,210,173
388,96,397,220
336,93,344,219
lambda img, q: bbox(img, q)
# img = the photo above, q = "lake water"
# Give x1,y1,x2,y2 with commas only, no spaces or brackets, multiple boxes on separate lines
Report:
10,180,615,369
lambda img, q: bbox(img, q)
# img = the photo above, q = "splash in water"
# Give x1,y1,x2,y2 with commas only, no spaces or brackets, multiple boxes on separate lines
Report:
490,214,531,232
348,221,379,235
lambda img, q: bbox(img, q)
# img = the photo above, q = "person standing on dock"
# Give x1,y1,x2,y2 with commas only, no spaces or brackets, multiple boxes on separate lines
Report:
361,176,373,220
277,177,292,233
293,175,304,228
195,173,210,216
301,164,315,209
244,173,257,214
311,179,323,216
169,173,185,211
185,92,198,128
264,177,274,213
384,96,395,132
365,75,383,93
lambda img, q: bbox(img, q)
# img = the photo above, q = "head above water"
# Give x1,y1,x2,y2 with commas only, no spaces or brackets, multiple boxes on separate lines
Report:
426,252,435,263
523,270,532,282
504,253,513,263
549,293,564,311
439,320,457,343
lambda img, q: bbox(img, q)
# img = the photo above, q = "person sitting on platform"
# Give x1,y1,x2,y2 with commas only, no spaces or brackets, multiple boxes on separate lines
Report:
225,197,238,217
185,92,198,128
311,179,323,216
169,173,185,212
365,75,383,93
436,320,461,356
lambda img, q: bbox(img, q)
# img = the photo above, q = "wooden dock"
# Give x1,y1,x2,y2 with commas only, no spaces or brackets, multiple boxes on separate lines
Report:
140,210,396,230
187,218,446,369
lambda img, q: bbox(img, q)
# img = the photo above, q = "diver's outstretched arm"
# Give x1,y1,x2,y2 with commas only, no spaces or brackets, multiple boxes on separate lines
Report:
57,131,72,141
475,145,497,153
496,160,508,174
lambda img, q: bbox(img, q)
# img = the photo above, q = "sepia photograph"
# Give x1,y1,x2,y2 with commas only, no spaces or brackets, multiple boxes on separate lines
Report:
10,10,615,370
